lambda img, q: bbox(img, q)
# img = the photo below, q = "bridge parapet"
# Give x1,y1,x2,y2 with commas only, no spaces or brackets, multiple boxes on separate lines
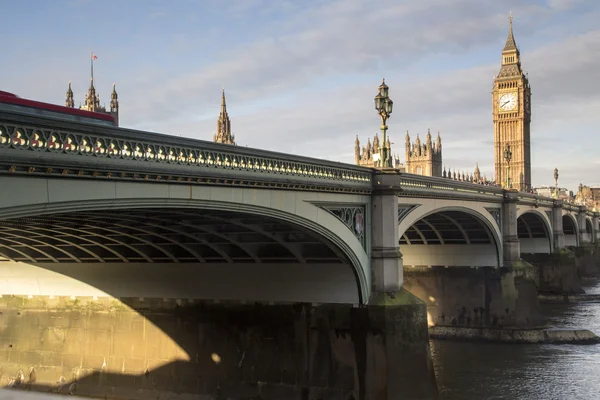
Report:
373,170,504,202
0,110,372,193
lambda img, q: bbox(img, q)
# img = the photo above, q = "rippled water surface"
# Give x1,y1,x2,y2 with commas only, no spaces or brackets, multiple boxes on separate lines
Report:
432,279,600,400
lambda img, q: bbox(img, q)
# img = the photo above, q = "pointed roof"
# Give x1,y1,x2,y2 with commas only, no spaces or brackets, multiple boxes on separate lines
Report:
221,88,228,114
503,13,517,52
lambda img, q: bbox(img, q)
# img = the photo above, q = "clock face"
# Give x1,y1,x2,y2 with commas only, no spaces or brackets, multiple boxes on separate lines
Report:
499,92,518,111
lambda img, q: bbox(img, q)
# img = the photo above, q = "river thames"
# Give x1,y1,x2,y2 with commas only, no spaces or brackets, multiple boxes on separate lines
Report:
432,279,600,400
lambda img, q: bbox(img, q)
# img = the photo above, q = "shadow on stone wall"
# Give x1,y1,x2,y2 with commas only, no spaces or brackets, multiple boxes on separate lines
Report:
0,295,438,400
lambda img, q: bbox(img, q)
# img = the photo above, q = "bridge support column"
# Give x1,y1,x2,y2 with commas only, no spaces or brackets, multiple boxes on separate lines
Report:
346,192,438,400
499,191,539,326
594,213,600,241
552,200,566,250
502,192,521,263
371,193,402,292
577,207,588,244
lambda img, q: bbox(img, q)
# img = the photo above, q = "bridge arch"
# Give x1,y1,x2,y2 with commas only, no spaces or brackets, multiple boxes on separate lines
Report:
398,206,502,268
562,213,579,247
586,217,595,243
517,210,553,254
0,196,370,304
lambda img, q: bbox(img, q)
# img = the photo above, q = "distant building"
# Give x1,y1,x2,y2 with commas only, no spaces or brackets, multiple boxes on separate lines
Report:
534,186,573,201
354,133,402,169
213,89,236,145
65,54,119,126
65,81,119,126
404,130,442,177
354,129,442,177
574,184,600,210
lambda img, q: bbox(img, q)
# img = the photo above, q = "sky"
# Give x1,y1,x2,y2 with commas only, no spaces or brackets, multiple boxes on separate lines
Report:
1,0,599,191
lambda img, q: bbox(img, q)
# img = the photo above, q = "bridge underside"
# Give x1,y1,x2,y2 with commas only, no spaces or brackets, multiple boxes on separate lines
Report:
0,208,360,304
400,210,498,268
563,214,579,246
518,212,551,254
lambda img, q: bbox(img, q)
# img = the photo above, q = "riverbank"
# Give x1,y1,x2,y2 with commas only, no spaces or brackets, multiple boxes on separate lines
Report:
429,325,600,344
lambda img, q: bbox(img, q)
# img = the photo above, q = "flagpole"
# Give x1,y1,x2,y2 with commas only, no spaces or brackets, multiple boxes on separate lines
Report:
91,51,94,85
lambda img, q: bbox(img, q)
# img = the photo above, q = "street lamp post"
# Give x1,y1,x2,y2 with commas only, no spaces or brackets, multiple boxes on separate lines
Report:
504,144,512,189
554,167,559,197
374,79,393,168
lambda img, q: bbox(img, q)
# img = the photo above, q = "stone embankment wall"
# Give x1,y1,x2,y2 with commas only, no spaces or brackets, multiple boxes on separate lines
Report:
522,250,584,294
571,242,600,277
403,264,540,329
522,243,600,296
0,293,438,400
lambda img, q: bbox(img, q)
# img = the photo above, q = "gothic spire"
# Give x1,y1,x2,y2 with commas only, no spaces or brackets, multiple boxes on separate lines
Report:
503,13,518,52
65,82,74,108
213,89,236,145
110,83,119,112
221,88,227,115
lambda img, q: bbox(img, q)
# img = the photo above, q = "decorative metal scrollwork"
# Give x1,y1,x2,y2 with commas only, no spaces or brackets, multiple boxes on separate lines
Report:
485,207,502,231
314,204,367,249
0,121,372,185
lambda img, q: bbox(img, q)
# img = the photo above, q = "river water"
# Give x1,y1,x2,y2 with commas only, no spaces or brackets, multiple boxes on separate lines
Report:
432,279,600,400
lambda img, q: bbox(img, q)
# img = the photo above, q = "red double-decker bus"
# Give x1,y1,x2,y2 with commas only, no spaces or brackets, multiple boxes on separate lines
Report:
0,90,117,127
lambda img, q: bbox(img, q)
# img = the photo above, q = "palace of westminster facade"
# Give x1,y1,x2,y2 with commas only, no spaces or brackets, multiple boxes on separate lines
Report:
62,17,598,209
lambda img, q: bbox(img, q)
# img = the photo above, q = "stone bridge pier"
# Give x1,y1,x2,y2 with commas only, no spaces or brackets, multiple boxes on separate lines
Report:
522,203,600,295
400,190,541,329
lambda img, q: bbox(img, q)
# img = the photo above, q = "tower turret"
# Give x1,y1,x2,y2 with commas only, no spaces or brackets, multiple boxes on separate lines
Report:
354,135,361,164
109,83,119,126
474,163,481,183
65,82,74,108
110,84,118,112
83,77,100,112
415,135,421,156
426,129,432,151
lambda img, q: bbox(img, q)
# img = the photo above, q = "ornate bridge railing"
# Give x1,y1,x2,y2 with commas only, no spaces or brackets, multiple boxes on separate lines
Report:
0,111,372,193
373,170,505,202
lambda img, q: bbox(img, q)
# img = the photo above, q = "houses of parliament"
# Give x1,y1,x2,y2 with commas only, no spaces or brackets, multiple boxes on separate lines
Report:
354,15,533,192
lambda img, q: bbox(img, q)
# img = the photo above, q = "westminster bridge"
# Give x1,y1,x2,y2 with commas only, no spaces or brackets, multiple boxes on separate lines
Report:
0,109,598,399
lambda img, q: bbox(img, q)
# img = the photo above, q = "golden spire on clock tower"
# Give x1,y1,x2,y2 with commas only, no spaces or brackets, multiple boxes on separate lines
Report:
492,13,532,192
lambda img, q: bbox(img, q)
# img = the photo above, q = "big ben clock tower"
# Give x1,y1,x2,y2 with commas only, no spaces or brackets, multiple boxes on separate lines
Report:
493,14,532,191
